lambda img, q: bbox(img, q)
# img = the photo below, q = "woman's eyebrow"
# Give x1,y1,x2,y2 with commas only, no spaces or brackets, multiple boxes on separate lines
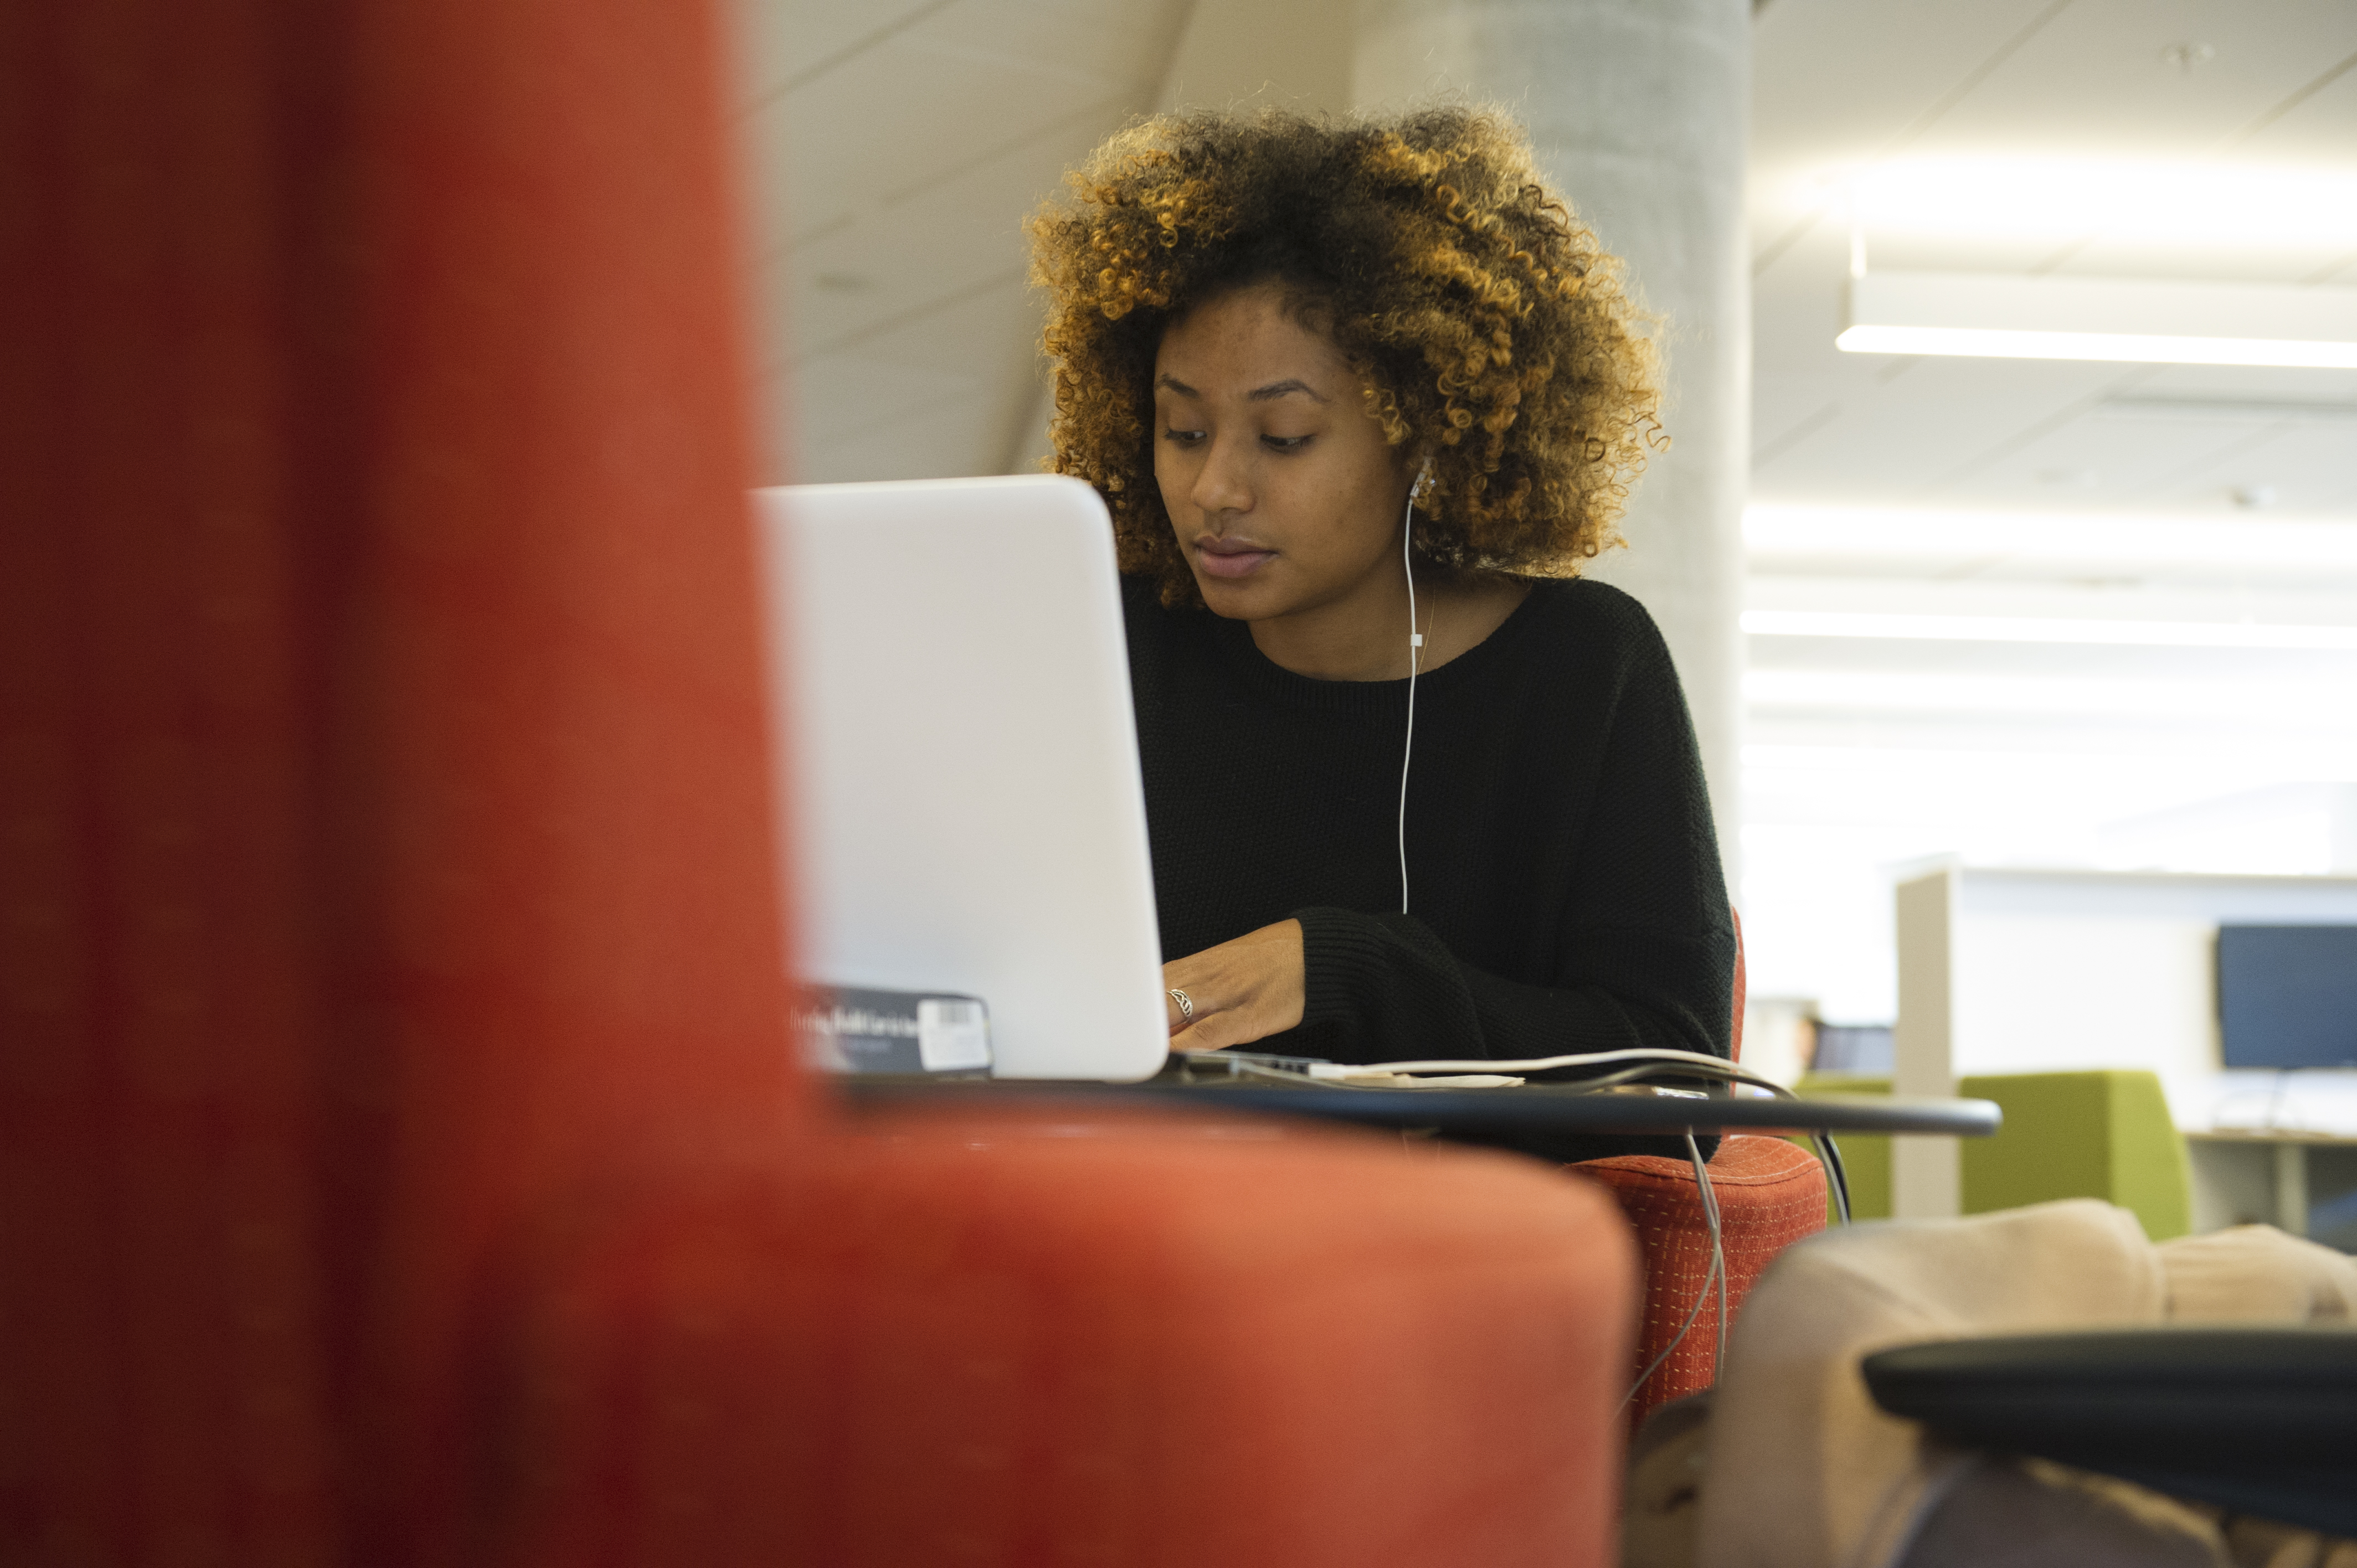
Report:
1152,373,1327,404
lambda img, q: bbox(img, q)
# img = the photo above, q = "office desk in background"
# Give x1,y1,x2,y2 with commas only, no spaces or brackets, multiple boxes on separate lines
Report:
2189,1129,2357,1250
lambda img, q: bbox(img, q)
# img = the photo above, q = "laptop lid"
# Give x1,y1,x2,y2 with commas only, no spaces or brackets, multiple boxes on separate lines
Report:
754,475,1169,1082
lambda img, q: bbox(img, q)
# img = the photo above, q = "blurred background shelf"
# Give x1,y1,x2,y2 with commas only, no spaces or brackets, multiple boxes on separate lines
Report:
2187,1130,2357,1250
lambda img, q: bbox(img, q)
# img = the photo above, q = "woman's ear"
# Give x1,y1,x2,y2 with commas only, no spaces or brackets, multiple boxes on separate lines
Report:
1409,455,1435,506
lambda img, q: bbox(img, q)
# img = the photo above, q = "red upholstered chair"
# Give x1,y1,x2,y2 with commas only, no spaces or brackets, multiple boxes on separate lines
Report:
1,1,1640,1562
1572,912,1830,1423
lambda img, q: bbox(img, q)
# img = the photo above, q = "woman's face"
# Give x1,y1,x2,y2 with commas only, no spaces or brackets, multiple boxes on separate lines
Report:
1152,282,1414,624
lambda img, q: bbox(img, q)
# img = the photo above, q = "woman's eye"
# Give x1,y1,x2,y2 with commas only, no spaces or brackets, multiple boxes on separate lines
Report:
1262,434,1311,453
1162,426,1206,446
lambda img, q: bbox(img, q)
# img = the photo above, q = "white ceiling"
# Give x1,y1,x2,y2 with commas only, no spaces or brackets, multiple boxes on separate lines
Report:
730,0,1191,484
1741,0,2357,1019
1749,0,2357,519
730,0,2357,1024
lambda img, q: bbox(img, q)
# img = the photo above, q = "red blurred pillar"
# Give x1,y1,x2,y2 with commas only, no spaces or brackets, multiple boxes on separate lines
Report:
0,0,796,1557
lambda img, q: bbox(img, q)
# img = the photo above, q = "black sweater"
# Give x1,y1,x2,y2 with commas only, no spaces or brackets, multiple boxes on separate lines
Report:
1125,574,1736,1076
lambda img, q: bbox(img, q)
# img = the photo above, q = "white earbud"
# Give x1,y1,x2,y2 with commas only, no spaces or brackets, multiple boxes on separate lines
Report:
1406,458,1432,651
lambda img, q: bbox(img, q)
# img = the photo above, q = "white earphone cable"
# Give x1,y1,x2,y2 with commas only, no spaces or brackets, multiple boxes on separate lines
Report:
1397,466,1427,915
1621,1133,1727,1408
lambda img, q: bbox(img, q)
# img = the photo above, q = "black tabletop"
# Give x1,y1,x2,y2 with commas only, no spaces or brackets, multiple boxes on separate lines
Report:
1866,1329,2357,1536
839,1079,2001,1139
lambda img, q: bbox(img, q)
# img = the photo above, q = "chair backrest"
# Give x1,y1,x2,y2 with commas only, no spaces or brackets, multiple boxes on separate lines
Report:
1731,906,1747,1064
1,0,795,1548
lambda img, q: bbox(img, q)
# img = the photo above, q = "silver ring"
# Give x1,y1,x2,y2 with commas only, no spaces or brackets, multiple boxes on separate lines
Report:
1167,988,1193,1021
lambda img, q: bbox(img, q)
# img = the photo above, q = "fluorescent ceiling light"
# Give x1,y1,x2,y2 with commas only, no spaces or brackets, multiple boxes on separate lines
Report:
1742,610,2357,651
1839,272,2357,368
1743,507,2357,574
1849,159,2357,249
1838,324,2357,369
1745,670,2357,724
1742,744,2357,785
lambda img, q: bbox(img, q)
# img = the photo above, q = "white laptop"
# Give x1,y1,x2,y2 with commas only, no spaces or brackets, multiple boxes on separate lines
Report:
752,475,1170,1082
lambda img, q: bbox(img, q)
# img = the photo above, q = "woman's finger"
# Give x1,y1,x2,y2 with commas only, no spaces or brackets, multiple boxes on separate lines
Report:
1164,958,1235,1028
1169,1009,1248,1054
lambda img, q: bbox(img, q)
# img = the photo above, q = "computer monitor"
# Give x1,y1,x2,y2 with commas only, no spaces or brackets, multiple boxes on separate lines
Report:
753,476,1170,1082
2216,924,2357,1071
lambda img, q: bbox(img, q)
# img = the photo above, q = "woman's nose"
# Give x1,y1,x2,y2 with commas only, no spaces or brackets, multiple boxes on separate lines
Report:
1190,435,1254,519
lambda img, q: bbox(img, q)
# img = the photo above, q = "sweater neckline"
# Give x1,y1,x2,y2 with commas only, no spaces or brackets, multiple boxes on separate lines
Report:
1208,579,1557,716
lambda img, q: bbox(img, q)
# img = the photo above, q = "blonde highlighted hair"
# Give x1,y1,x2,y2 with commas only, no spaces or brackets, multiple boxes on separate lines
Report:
1026,105,1663,605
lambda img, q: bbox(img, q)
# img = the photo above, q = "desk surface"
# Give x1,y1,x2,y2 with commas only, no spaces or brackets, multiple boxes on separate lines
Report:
2189,1128,2357,1147
842,1080,2003,1139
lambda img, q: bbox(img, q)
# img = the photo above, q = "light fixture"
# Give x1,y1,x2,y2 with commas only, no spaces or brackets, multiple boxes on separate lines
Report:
1743,507,2357,575
1838,272,2357,369
1744,669,2357,724
1742,610,2357,652
1847,159,2357,250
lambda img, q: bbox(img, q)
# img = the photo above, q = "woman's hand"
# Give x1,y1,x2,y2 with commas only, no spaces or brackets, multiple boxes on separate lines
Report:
1163,919,1305,1052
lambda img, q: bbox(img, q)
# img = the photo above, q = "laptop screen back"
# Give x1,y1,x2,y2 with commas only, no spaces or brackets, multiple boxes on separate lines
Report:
754,476,1169,1081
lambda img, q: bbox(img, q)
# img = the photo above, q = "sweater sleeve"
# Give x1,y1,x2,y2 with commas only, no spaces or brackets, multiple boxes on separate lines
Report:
1292,906,1730,1064
1289,602,1736,1066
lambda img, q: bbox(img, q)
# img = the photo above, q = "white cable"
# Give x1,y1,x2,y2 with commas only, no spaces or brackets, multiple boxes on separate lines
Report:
1620,1133,1728,1411
1326,1046,1766,1077
1690,1131,1728,1379
1397,470,1424,916
1311,1046,1795,1100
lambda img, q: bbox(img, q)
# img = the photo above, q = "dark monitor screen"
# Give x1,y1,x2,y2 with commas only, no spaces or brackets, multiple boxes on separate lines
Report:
2216,925,2357,1070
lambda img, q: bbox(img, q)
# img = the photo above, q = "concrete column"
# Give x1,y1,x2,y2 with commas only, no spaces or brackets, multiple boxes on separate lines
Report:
1353,0,1749,885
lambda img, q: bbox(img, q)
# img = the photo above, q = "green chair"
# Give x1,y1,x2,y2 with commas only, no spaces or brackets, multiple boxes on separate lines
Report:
1796,1070,2191,1240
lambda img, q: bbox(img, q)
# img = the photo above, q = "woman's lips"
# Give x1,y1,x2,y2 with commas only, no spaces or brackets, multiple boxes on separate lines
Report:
1195,539,1275,580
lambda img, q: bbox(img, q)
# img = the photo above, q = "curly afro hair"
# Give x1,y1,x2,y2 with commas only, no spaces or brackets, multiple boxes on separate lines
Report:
1026,105,1663,607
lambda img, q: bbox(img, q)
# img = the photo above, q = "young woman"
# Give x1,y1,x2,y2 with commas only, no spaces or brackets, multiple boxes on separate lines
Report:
1027,107,1734,1075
